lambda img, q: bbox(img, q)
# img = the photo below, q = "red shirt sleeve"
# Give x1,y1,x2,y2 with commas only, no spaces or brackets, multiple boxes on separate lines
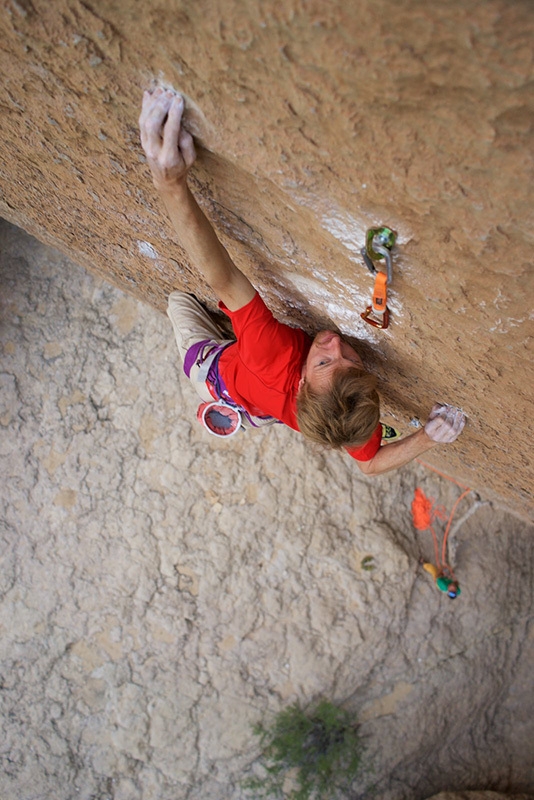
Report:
345,423,382,462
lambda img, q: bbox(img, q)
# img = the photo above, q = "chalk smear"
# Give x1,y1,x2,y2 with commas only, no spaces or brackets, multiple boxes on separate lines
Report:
321,209,368,262
283,271,383,343
137,241,159,260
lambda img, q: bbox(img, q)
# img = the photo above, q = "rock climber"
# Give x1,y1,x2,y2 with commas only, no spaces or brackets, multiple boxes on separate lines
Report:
138,88,466,475
422,562,461,599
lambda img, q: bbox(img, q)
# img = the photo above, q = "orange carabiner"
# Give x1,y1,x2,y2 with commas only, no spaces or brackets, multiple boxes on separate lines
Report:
361,272,390,329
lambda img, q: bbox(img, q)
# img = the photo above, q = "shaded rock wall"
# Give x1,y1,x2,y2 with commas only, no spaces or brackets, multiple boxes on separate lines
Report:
0,0,533,513
428,794,534,800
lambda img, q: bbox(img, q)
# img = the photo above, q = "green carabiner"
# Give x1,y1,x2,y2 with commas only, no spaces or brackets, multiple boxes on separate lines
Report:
365,226,397,262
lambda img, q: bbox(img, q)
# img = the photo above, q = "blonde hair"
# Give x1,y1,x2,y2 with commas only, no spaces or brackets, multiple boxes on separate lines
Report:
296,367,380,449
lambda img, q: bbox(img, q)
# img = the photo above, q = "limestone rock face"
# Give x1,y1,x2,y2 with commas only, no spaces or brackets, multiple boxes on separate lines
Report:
1,220,533,800
427,794,534,800
0,0,532,513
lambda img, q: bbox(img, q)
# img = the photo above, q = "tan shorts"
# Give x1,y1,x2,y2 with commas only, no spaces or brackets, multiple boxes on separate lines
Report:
167,291,234,402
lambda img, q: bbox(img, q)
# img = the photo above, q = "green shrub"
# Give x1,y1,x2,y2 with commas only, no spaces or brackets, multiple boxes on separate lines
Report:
243,699,362,799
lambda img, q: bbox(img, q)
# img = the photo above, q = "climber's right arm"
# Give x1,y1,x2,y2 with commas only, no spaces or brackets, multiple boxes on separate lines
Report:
139,88,255,312
357,404,466,476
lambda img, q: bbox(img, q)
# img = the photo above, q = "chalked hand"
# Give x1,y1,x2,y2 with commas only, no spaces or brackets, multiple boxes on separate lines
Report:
424,403,466,444
139,88,196,192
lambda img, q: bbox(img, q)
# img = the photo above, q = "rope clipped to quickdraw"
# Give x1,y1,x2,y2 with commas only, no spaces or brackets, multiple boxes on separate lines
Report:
360,226,396,329
411,473,473,599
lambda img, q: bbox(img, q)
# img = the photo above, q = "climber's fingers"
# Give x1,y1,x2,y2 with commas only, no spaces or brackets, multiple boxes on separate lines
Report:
427,402,446,421
178,127,196,169
424,403,466,444
139,88,174,159
161,94,190,165
139,89,196,190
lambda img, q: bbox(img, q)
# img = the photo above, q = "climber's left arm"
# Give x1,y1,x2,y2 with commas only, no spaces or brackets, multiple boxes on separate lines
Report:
357,404,466,476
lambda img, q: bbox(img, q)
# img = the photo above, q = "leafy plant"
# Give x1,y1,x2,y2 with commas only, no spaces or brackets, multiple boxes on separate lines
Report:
243,699,362,799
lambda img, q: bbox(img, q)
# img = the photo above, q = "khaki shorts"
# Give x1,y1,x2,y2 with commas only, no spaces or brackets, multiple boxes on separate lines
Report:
167,291,234,402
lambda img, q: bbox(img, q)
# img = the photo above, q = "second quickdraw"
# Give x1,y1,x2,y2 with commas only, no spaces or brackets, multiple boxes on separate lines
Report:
360,226,396,330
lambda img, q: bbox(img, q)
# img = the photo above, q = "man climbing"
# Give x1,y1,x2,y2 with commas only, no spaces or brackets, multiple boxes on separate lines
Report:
422,562,461,599
139,88,466,475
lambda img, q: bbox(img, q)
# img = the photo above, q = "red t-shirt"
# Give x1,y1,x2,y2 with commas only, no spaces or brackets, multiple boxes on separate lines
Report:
218,293,382,461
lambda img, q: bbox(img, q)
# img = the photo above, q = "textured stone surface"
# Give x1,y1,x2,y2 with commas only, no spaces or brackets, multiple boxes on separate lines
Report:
1,221,533,799
0,0,533,513
427,794,534,800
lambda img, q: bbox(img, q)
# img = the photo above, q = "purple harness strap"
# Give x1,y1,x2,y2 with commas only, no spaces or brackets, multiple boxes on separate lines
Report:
183,339,217,380
183,339,277,428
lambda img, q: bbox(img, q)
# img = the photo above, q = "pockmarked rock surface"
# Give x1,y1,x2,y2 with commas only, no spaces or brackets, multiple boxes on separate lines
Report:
1,222,533,799
428,794,534,800
0,0,533,513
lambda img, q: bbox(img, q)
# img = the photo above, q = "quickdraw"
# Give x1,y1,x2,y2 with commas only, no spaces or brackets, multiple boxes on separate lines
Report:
360,226,396,329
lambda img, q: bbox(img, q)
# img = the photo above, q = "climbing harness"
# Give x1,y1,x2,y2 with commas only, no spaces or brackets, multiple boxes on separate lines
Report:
411,464,473,600
183,338,277,436
360,226,396,330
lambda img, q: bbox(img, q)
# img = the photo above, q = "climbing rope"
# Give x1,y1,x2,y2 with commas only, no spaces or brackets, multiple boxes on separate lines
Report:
412,487,446,569
412,460,473,597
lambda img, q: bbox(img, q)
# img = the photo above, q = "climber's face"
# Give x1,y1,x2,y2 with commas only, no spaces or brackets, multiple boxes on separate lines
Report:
300,331,364,392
